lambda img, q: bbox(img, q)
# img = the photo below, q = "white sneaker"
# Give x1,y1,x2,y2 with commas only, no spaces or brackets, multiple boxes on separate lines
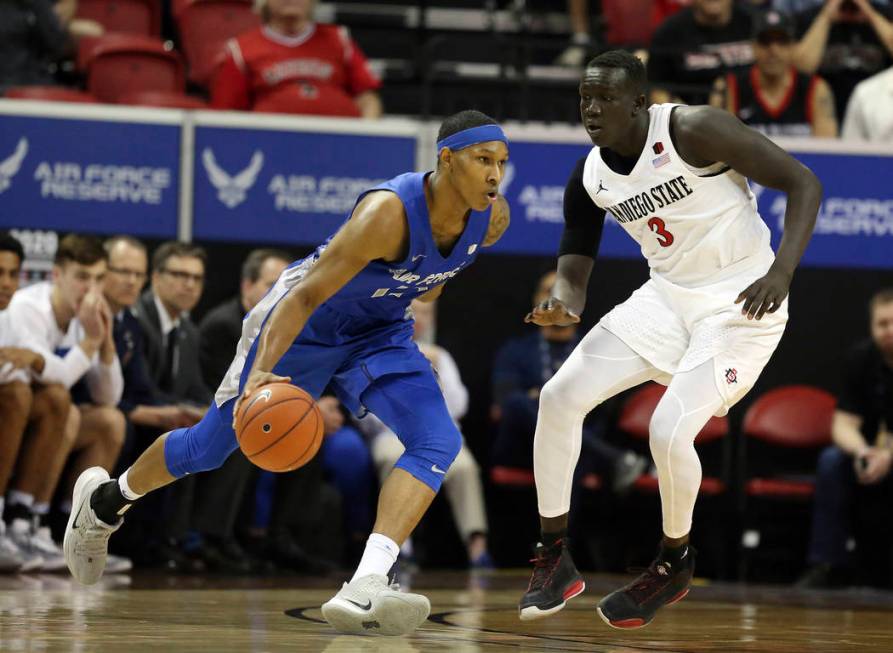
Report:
105,554,133,574
31,525,67,572
63,467,122,585
0,522,24,573
321,573,430,636
8,518,44,572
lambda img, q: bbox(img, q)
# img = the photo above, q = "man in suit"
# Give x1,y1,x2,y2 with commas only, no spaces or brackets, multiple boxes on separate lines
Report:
134,241,257,572
199,248,290,390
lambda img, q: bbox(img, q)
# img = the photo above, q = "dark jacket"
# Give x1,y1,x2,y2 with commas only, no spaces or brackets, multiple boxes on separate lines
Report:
133,289,211,406
198,296,245,391
114,308,161,414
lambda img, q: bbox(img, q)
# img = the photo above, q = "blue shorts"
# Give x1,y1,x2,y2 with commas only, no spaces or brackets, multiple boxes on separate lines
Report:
164,304,461,492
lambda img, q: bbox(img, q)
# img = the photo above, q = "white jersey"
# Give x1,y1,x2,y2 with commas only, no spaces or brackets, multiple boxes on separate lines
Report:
7,282,123,404
583,103,773,287
0,308,29,385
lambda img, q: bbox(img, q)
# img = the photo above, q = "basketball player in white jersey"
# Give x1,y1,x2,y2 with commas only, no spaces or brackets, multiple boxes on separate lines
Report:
518,50,822,629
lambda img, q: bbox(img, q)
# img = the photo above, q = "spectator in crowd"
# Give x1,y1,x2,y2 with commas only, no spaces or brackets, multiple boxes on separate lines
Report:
841,62,893,140
199,248,291,390
102,236,201,447
648,0,755,105
799,289,893,588
556,0,593,67
132,242,221,571
491,270,647,493
711,10,838,136
357,299,493,569
211,0,383,118
6,234,126,572
791,0,893,119
0,233,41,572
318,395,376,559
0,0,71,94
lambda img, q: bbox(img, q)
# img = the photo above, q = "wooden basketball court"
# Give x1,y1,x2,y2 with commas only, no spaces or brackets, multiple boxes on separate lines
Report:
2,570,891,652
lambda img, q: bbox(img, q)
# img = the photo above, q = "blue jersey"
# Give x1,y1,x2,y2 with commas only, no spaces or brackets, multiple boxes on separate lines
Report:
288,171,492,324
216,170,494,414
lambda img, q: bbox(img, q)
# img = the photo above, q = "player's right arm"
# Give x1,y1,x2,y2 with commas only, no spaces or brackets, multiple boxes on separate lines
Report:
235,192,408,411
525,156,604,326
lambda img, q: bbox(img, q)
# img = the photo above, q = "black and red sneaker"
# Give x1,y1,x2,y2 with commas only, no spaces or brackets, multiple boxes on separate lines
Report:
597,544,695,629
518,539,586,621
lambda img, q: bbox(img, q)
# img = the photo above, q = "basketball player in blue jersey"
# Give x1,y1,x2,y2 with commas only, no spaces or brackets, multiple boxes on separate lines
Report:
64,110,510,637
517,51,822,629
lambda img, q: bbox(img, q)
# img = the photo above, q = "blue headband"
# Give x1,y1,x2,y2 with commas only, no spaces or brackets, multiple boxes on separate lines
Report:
437,124,508,153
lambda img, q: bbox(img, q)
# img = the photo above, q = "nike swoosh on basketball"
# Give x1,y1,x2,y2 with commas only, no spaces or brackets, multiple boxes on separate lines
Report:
431,464,446,474
346,598,373,611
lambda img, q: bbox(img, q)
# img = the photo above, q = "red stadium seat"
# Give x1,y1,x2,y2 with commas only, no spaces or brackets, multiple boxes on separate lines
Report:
117,90,208,108
176,0,259,85
75,0,161,36
601,0,658,46
618,382,730,495
80,34,186,104
737,385,835,581
4,86,100,104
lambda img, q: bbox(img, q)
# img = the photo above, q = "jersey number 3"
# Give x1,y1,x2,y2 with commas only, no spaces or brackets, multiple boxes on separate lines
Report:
648,217,674,247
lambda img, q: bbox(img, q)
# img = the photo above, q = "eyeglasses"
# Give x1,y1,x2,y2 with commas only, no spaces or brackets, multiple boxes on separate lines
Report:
160,268,205,284
108,267,147,281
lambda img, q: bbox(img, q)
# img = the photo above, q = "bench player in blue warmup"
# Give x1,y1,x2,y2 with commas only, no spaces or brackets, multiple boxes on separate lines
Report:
64,110,510,637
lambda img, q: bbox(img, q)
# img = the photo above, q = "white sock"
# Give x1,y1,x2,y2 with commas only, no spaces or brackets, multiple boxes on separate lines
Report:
350,533,400,583
119,469,143,501
7,490,34,508
32,502,49,516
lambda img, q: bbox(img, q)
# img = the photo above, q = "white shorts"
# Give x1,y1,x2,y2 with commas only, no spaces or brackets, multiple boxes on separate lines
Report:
599,258,788,416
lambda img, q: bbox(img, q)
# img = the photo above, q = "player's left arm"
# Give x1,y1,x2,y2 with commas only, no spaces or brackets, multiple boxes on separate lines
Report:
810,77,838,138
482,195,510,247
673,105,823,320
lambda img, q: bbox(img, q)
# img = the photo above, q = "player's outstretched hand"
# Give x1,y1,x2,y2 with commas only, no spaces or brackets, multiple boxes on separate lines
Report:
232,370,292,429
525,297,581,327
735,269,791,321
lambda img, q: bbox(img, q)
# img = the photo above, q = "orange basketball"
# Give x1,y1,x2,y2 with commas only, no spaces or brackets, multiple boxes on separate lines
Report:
235,383,323,472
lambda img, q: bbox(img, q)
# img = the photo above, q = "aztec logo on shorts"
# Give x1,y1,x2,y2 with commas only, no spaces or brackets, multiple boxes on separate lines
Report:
725,368,738,384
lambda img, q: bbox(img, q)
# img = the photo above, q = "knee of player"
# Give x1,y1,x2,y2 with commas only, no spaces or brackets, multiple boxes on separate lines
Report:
39,383,72,418
648,402,678,452
415,425,462,470
93,406,128,446
1,381,33,415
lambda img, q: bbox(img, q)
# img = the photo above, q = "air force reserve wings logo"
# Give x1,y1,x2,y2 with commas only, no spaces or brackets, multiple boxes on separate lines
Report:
202,148,264,208
0,138,28,195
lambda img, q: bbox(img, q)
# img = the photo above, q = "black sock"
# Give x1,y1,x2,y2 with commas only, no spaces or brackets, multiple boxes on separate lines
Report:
541,529,567,547
660,540,689,565
90,480,133,525
5,502,33,525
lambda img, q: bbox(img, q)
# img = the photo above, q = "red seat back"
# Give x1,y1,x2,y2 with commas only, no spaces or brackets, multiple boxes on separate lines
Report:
81,35,185,103
4,86,99,104
117,89,208,109
177,0,259,84
601,0,657,46
742,385,835,448
76,0,161,36
618,382,729,443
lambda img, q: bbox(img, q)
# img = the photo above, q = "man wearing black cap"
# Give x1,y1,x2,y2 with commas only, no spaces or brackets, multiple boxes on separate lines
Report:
711,10,838,137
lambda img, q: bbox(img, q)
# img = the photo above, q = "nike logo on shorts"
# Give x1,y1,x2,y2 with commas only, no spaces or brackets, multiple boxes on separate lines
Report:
431,464,446,474
347,598,373,611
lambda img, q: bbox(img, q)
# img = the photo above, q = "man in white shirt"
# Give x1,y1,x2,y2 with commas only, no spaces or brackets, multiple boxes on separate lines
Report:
842,65,893,141
6,234,126,569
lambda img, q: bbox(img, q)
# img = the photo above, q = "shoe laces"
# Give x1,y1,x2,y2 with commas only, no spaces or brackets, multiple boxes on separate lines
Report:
527,543,561,591
624,559,675,604
74,525,115,558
